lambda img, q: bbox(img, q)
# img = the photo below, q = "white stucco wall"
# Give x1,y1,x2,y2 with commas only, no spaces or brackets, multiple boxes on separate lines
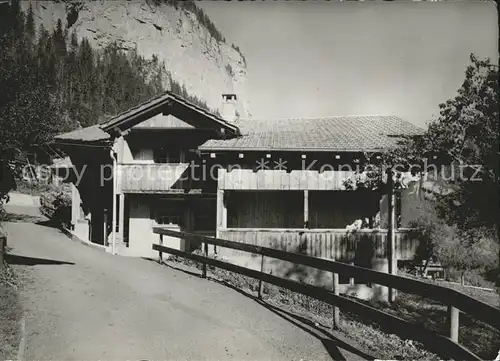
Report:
128,196,158,259
121,138,154,164
121,138,134,163
74,220,90,242
127,196,187,259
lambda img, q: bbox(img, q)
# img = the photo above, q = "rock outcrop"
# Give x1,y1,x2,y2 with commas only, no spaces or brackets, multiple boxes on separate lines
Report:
23,0,251,119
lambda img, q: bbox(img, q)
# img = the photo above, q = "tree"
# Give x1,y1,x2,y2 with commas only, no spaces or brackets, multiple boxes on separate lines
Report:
53,19,67,58
342,55,499,290
426,55,499,234
353,54,498,234
25,3,35,44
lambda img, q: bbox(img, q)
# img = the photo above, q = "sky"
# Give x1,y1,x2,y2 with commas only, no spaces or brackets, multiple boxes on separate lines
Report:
200,1,498,128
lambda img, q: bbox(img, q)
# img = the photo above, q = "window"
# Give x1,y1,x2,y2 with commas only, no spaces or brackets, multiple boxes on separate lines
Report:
226,191,303,228
156,215,180,225
132,147,153,161
154,200,182,226
194,213,216,231
154,147,182,164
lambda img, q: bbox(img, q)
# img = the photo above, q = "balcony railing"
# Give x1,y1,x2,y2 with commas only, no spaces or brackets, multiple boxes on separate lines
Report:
117,163,190,193
217,228,419,261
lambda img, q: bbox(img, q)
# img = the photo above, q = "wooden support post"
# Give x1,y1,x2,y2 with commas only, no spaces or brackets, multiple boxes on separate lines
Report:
71,183,80,230
303,190,309,228
216,189,226,240
349,262,355,285
258,254,265,300
332,271,340,330
159,234,163,262
448,305,459,343
202,241,208,278
118,193,125,242
103,211,108,247
183,202,192,252
387,169,397,302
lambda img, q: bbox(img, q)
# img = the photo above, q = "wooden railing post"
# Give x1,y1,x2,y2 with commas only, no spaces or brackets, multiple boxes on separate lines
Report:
387,169,397,303
202,241,208,278
349,262,355,285
332,271,340,330
258,254,265,300
159,234,163,262
448,305,459,343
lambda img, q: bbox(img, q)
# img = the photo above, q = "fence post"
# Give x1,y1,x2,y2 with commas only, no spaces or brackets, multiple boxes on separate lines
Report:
159,234,163,262
0,230,6,269
349,262,355,285
202,241,208,278
332,271,340,330
448,305,459,342
387,169,397,303
258,254,265,300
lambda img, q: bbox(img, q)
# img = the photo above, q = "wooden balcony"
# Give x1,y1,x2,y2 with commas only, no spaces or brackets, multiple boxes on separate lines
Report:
218,228,419,261
218,168,357,190
117,163,190,193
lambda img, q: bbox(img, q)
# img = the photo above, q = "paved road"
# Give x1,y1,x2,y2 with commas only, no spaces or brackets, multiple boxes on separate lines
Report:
4,199,370,361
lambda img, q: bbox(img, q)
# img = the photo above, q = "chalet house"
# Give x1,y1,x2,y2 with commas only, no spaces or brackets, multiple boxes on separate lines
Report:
54,92,424,273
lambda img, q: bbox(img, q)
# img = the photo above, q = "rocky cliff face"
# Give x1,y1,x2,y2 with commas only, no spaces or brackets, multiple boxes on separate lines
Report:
22,0,251,119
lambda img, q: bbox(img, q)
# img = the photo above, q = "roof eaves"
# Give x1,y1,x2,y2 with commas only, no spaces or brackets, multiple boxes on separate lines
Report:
101,93,172,131
197,146,388,153
51,138,112,148
101,91,241,136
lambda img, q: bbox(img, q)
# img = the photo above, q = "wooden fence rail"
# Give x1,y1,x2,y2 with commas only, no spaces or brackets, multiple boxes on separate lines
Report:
152,228,499,361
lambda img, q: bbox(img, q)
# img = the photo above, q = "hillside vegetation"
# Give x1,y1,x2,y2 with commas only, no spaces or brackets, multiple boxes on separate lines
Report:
0,0,219,154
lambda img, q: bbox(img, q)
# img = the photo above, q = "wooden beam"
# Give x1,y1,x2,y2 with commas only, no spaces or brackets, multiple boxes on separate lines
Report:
303,190,309,228
387,169,397,302
118,193,125,242
117,136,125,163
332,268,340,329
216,169,356,191
71,183,79,228
448,305,459,343
216,189,226,238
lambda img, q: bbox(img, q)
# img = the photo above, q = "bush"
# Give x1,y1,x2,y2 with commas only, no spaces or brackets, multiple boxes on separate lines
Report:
409,212,499,284
39,185,72,227
14,179,55,196
0,202,5,221
436,229,498,279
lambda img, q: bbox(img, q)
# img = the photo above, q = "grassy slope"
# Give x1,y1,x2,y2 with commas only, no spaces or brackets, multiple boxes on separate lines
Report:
0,265,22,360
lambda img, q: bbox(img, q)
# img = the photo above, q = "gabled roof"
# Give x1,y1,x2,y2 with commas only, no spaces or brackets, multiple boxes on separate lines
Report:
132,114,195,130
199,115,424,152
54,91,240,144
54,124,111,143
100,91,240,135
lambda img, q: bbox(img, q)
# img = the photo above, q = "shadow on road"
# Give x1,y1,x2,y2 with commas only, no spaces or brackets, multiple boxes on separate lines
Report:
2,210,62,231
1,213,46,224
214,279,374,361
259,300,375,361
5,254,75,266
156,260,374,360
159,260,203,278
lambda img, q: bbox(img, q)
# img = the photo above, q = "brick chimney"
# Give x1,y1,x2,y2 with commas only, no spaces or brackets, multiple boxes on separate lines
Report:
221,93,237,122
